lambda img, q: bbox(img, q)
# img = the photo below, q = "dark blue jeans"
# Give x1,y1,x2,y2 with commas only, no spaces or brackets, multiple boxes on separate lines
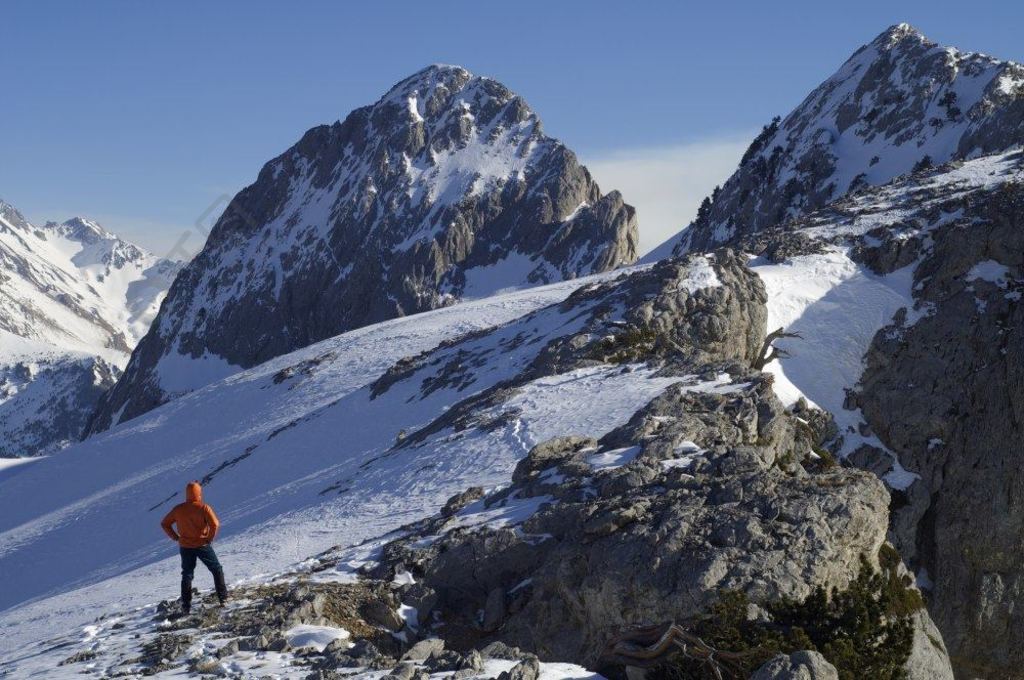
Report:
180,545,227,607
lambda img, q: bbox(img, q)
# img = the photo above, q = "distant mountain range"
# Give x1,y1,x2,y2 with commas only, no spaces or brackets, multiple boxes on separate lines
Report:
0,200,180,455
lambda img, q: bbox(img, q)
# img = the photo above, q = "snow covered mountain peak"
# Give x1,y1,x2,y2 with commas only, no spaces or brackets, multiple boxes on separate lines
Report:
382,63,473,96
48,215,113,238
649,24,1024,258
378,63,541,137
0,199,181,456
873,22,925,48
41,216,152,271
87,65,638,434
0,199,33,232
44,216,122,250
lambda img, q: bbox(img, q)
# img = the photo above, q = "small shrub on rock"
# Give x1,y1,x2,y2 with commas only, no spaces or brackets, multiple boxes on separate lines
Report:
648,551,922,680
588,328,660,364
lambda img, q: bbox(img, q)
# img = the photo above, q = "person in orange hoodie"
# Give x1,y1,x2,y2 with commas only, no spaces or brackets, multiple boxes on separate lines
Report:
161,481,228,614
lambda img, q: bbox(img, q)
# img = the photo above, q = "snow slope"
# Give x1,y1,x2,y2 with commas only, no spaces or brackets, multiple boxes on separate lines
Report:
0,264,679,668
750,250,914,471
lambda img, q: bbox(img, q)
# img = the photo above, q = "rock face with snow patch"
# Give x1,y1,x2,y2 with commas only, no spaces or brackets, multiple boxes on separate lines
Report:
88,64,638,434
369,250,767,449
653,23,1024,258
688,148,1024,676
851,177,1024,676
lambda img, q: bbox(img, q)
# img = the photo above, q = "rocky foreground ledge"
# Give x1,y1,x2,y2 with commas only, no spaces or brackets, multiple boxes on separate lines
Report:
42,252,954,679
59,377,950,678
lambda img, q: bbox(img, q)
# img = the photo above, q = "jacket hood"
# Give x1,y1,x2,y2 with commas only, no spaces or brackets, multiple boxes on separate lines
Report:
185,481,203,504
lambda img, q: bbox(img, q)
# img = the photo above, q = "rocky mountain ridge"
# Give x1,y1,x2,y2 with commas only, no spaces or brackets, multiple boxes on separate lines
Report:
649,23,1024,259
633,29,1024,671
87,64,638,435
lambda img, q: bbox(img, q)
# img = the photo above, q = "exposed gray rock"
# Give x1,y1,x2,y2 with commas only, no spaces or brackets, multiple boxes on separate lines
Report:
906,610,955,680
441,487,485,518
386,662,426,680
481,586,506,633
479,641,529,661
215,639,239,658
855,180,1024,677
421,649,467,672
57,649,98,666
496,657,540,680
401,637,445,661
138,632,193,671
845,444,894,480
376,375,904,667
88,64,639,433
750,651,838,680
460,649,484,672
361,599,405,631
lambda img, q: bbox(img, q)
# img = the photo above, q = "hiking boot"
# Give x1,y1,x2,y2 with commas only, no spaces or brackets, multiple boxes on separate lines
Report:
213,570,228,605
180,579,193,616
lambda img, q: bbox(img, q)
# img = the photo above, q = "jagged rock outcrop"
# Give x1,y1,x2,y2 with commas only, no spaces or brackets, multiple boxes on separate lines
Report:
853,179,1024,677
382,379,885,656
346,246,951,678
88,64,638,434
649,23,1024,259
659,147,1024,677
369,250,767,450
369,376,950,678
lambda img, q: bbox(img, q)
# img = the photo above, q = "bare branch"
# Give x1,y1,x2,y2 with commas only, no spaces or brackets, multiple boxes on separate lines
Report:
753,326,802,370
599,621,752,679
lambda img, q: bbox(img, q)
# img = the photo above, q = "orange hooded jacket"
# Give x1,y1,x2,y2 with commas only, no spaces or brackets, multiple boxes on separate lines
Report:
161,481,220,549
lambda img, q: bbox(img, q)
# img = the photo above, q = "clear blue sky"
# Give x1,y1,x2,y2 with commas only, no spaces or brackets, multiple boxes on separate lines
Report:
3,0,1022,258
